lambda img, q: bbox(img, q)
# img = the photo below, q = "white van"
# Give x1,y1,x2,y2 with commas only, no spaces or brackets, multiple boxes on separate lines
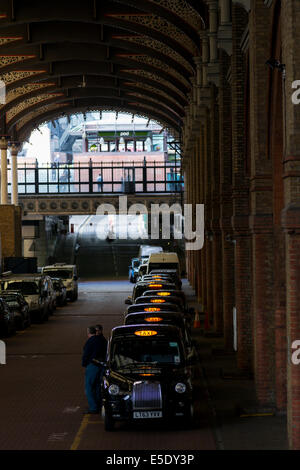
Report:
138,245,163,264
42,263,78,301
147,252,180,275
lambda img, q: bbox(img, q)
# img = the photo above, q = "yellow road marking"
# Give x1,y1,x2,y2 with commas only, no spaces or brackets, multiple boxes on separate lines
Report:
70,415,90,450
239,413,274,418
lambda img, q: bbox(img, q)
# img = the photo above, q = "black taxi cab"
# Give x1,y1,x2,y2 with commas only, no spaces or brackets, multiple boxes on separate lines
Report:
149,269,182,288
124,312,193,351
125,281,176,305
125,302,181,317
102,324,196,431
135,293,185,311
142,289,187,310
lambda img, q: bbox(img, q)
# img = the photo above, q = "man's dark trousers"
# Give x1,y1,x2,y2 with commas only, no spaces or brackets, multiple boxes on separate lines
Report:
85,363,102,411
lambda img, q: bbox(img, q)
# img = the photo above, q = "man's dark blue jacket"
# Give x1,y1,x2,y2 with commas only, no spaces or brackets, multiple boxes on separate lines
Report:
82,335,107,367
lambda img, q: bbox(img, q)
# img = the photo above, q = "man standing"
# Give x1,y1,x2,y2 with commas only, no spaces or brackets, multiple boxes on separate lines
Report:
96,173,103,192
82,326,107,414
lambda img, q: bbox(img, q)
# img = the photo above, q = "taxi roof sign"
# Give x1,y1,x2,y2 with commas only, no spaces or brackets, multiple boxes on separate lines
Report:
145,317,163,322
150,298,166,303
144,307,161,312
134,330,158,337
157,292,171,296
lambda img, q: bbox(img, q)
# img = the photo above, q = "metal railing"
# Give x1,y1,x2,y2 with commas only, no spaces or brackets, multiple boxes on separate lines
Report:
7,160,184,195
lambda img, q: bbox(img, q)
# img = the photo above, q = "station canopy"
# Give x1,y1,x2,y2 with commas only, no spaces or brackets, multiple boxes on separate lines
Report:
0,0,208,142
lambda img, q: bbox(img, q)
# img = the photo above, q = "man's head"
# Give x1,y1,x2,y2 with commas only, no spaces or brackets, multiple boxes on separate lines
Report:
95,324,103,335
87,326,96,337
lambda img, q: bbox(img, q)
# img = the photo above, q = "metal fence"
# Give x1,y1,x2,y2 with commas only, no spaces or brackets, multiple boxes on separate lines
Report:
7,160,184,195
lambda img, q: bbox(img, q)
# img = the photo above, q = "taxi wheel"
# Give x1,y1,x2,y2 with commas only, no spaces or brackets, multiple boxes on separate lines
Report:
17,317,26,330
104,409,115,432
70,292,78,302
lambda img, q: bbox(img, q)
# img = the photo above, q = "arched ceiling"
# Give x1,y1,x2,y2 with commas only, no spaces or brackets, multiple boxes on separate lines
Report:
0,0,208,142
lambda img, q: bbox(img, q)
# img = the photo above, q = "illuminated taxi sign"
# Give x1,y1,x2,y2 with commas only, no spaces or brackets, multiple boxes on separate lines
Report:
144,307,161,312
139,373,154,377
157,292,171,296
134,330,158,337
145,317,163,322
148,284,163,288
150,298,166,303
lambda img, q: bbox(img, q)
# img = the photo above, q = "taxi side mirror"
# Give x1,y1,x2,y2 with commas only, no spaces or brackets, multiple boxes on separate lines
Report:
73,275,78,281
125,297,132,305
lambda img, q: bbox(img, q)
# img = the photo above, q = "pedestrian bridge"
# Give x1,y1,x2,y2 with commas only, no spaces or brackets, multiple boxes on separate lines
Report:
10,160,183,196
11,160,183,215
19,192,183,215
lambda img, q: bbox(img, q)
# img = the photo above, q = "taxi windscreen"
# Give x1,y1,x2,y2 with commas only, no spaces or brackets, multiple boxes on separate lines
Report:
110,338,183,370
3,281,39,295
43,270,73,279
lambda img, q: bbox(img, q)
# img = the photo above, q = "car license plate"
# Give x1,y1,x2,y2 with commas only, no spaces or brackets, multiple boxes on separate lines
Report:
133,411,162,419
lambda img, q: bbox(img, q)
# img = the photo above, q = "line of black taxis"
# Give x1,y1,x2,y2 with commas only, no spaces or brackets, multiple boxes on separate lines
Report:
102,267,199,431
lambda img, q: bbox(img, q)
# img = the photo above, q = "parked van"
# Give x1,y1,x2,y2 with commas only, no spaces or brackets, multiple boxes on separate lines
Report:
41,263,78,301
138,245,163,264
147,252,180,275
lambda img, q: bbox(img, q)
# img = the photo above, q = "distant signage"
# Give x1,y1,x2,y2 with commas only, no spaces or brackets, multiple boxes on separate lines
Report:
98,131,150,138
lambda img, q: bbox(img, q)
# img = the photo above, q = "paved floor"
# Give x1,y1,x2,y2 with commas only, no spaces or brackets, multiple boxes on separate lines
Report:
0,224,288,451
0,278,289,451
0,280,217,451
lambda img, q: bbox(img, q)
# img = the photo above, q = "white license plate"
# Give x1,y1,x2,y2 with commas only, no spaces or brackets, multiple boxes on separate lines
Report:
133,411,162,419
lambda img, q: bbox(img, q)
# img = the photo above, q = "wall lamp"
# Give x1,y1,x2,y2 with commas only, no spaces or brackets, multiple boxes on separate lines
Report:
266,58,286,78
225,234,236,244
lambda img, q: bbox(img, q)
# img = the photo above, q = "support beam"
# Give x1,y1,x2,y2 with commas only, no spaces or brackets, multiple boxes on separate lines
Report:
9,142,20,206
0,136,9,205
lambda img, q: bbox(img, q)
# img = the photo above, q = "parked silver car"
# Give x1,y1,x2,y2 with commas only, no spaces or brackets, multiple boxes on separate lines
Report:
0,273,53,322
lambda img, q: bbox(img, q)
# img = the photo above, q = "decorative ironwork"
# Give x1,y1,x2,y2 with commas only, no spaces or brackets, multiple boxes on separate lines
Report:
3,82,56,106
146,0,203,31
117,54,189,87
121,69,186,100
113,35,193,74
124,81,180,106
0,37,23,46
0,55,35,69
16,102,69,131
6,92,64,122
105,13,198,55
126,92,180,117
0,70,47,86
